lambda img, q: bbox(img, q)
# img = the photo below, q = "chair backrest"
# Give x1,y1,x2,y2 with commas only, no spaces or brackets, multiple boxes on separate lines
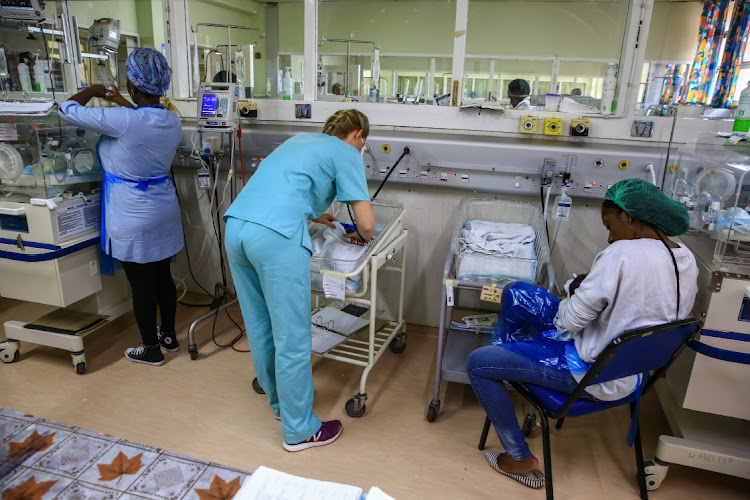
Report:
575,318,702,391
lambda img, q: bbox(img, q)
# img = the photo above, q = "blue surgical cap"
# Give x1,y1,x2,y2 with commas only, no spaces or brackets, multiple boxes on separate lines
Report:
125,48,171,97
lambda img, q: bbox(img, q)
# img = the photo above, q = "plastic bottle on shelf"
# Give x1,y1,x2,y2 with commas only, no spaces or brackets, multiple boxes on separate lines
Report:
267,77,272,97
33,55,47,92
283,67,293,100
600,63,617,115
17,59,32,92
733,82,750,132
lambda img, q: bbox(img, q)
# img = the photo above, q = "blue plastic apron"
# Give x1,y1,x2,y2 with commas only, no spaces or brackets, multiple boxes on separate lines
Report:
96,103,173,274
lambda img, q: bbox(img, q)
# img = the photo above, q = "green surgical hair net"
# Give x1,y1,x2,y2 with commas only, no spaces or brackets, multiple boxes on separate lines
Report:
603,178,690,237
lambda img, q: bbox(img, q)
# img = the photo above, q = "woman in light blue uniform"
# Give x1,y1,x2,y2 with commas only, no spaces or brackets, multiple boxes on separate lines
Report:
224,109,375,452
59,48,183,367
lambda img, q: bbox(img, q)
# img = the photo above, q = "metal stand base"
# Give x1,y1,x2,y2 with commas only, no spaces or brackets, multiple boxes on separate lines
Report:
187,283,237,360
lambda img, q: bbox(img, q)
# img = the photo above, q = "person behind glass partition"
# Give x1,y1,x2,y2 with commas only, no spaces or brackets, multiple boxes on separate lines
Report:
508,78,531,109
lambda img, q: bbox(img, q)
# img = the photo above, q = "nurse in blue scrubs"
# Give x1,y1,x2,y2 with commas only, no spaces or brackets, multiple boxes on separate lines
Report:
59,48,183,367
224,109,375,452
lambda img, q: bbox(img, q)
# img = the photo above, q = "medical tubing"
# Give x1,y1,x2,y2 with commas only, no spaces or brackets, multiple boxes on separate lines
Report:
192,161,222,277
238,128,246,185
371,146,411,200
657,231,680,321
209,157,228,286
171,168,213,297
40,28,65,142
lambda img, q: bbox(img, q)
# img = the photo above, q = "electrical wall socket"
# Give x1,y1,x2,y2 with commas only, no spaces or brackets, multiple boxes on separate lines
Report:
631,120,654,137
519,116,537,134
570,119,590,136
544,117,563,136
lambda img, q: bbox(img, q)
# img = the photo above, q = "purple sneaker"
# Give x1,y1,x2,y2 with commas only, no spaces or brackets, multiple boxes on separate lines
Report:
282,420,342,452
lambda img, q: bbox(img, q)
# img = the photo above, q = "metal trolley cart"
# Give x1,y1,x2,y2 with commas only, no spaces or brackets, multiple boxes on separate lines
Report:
253,199,408,418
426,198,552,423
645,133,750,489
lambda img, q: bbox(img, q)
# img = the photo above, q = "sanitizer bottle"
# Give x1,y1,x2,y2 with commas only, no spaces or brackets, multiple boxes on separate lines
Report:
17,60,32,92
33,55,47,92
733,82,750,132
267,77,272,97
283,67,293,100
600,63,617,115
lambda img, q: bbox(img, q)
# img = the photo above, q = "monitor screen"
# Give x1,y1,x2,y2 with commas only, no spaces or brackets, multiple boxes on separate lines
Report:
201,94,218,115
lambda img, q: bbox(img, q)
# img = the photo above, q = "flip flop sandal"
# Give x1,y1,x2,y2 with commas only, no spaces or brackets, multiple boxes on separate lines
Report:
484,450,545,489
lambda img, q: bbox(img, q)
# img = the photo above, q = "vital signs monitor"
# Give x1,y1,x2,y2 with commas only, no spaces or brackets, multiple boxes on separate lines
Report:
197,82,238,132
0,0,45,22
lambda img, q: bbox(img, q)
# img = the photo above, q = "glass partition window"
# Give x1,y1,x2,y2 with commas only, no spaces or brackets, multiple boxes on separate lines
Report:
187,0,284,99
1,6,67,94
318,0,456,103
466,0,628,109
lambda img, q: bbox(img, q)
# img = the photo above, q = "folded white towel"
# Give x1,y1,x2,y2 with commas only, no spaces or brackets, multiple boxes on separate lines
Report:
458,221,535,257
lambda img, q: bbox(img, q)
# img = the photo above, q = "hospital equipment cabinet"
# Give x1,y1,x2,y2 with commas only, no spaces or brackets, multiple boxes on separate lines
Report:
0,116,130,373
427,198,553,422
647,133,750,488
254,199,408,418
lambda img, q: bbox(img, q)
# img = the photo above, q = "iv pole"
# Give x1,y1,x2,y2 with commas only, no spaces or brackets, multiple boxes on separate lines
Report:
319,38,380,98
191,23,265,93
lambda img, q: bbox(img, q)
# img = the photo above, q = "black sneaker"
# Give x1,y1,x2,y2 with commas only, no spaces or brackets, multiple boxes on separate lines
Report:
124,345,165,366
157,330,180,353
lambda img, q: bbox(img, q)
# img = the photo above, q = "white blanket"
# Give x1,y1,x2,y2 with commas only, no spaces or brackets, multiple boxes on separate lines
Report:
310,221,375,293
458,221,535,256
457,220,537,283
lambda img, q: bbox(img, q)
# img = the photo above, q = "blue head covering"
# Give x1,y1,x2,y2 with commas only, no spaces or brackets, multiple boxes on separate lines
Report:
125,48,171,97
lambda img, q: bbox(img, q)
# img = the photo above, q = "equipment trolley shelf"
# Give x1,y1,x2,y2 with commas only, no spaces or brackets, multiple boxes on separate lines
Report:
427,198,552,422
253,199,408,418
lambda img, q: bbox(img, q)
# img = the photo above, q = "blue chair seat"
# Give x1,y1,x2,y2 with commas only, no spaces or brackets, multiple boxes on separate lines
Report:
477,318,702,500
525,384,637,418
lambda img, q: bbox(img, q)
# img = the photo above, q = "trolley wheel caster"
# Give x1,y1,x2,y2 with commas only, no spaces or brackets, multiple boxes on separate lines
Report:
426,401,440,423
252,377,265,394
71,351,87,375
643,459,669,491
0,340,20,363
188,346,198,360
522,412,536,436
389,333,407,354
345,395,367,418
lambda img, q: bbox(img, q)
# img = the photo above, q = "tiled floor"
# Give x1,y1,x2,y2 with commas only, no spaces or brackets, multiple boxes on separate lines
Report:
1,296,749,499
0,408,250,499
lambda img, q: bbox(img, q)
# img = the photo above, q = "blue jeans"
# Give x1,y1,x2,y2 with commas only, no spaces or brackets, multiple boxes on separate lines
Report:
466,344,579,460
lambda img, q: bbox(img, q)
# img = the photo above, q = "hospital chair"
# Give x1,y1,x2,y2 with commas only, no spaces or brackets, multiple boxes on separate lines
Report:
477,318,702,500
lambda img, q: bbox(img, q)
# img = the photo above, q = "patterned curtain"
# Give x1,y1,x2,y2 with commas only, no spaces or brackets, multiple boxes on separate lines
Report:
684,0,730,105
660,64,688,105
711,0,750,107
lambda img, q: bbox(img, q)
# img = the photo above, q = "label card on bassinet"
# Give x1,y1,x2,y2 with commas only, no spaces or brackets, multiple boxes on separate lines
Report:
480,285,502,304
323,274,346,299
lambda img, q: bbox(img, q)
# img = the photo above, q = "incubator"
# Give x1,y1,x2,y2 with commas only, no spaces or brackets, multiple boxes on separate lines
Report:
0,115,103,304
0,115,129,373
650,132,750,488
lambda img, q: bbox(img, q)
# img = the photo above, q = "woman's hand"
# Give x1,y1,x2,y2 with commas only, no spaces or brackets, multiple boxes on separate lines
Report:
104,85,132,107
67,85,109,106
89,84,109,98
313,213,338,228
